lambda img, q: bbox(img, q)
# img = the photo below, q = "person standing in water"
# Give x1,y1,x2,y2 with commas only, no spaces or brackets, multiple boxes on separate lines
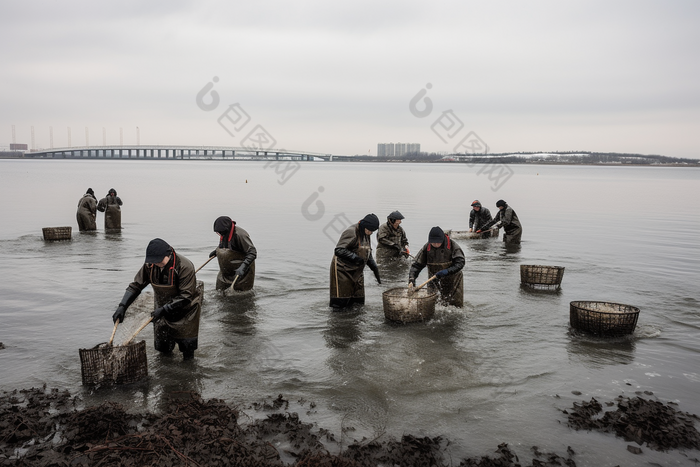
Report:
209,216,257,292
330,213,382,308
76,188,97,231
97,188,123,230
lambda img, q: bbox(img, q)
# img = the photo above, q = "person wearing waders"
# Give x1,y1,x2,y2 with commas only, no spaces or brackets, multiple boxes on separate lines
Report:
408,226,465,308
97,188,123,230
76,188,97,231
376,210,410,260
208,216,257,291
468,200,493,238
112,238,202,360
330,213,382,308
478,199,522,244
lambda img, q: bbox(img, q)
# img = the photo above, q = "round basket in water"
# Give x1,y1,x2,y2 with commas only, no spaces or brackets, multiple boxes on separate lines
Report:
79,340,148,386
520,264,564,290
444,228,498,240
42,226,72,241
569,301,640,337
382,287,437,323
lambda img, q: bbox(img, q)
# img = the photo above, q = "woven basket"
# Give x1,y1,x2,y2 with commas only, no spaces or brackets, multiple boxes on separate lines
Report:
569,301,640,337
42,226,72,241
79,340,148,386
520,265,565,290
444,228,498,240
383,287,437,323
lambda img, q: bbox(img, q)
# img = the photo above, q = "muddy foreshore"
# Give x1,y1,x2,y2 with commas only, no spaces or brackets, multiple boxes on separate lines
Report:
2,386,699,467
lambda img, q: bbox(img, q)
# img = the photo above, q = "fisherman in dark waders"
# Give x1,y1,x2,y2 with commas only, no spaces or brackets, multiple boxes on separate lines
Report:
97,188,123,230
408,227,465,308
112,238,202,360
468,200,493,238
479,199,522,244
209,216,257,292
376,210,410,261
330,213,382,308
76,188,97,231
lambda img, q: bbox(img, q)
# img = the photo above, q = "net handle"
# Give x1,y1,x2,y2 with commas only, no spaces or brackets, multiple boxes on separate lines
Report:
122,317,153,346
412,275,437,293
108,321,119,346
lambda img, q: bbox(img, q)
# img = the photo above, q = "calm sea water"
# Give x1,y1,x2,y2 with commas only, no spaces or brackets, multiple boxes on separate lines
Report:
1,159,699,466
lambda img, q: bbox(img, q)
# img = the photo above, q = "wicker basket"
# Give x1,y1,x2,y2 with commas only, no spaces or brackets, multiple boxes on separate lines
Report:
569,301,640,337
383,287,437,323
444,228,498,240
520,265,565,290
42,226,72,241
79,340,148,386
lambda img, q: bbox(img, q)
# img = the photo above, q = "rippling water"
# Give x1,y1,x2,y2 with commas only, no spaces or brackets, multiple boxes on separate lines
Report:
1,160,699,465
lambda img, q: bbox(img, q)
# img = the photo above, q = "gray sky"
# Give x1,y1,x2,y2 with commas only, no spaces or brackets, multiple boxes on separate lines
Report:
1,1,699,158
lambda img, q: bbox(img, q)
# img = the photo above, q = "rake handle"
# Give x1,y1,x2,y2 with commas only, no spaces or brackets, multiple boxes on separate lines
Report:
226,275,239,293
122,317,153,346
108,321,119,346
195,255,216,274
412,275,437,293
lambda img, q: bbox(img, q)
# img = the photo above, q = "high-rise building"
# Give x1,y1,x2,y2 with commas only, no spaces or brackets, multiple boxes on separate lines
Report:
377,142,420,157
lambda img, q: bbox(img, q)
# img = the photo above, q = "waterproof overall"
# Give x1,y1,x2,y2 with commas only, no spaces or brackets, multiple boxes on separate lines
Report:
410,237,465,308
376,222,409,260
98,196,122,230
330,225,371,307
76,194,97,231
215,247,255,291
150,263,202,356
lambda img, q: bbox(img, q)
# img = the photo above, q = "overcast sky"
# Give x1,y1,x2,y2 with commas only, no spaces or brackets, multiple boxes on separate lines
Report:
1,1,698,158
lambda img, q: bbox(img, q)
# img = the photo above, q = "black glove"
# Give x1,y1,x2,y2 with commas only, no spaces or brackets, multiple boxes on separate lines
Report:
153,298,188,322
235,263,248,277
408,278,416,286
209,249,217,258
151,303,171,322
112,289,139,323
435,269,449,278
112,305,126,324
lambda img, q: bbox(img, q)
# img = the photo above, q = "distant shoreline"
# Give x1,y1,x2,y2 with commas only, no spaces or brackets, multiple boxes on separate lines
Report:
1,154,697,167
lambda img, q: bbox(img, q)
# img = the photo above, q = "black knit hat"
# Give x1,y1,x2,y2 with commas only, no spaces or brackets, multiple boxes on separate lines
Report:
86,188,94,196
388,210,405,221
213,216,233,235
109,188,117,196
145,238,171,264
358,213,380,232
428,226,445,243
496,200,507,208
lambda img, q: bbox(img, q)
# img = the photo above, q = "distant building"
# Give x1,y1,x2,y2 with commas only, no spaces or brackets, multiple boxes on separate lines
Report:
10,143,28,151
377,142,420,158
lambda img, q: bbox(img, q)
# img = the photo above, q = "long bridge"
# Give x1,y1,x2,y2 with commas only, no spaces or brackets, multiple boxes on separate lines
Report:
22,145,351,161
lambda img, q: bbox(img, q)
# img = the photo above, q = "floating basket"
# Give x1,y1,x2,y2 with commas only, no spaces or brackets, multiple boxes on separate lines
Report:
79,340,148,386
444,228,498,240
520,265,565,290
382,287,437,323
569,301,640,337
42,226,72,241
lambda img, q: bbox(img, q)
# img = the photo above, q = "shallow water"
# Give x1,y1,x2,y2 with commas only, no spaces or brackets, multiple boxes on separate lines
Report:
1,160,699,465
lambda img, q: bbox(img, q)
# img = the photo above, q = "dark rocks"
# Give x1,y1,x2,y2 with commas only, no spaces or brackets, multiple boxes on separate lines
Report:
566,395,700,451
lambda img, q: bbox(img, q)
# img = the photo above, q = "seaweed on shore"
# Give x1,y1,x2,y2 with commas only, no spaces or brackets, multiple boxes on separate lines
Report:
565,395,700,451
1,386,578,467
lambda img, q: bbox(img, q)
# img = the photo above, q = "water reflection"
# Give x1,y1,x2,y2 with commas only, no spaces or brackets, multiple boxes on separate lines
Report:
377,255,410,284
323,307,364,349
566,330,636,368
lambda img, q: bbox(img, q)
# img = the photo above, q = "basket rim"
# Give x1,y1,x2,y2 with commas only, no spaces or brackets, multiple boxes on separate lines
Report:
570,300,640,314
79,340,146,352
520,264,564,270
382,287,438,298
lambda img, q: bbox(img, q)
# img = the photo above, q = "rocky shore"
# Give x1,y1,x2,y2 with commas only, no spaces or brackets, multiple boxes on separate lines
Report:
2,387,699,467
